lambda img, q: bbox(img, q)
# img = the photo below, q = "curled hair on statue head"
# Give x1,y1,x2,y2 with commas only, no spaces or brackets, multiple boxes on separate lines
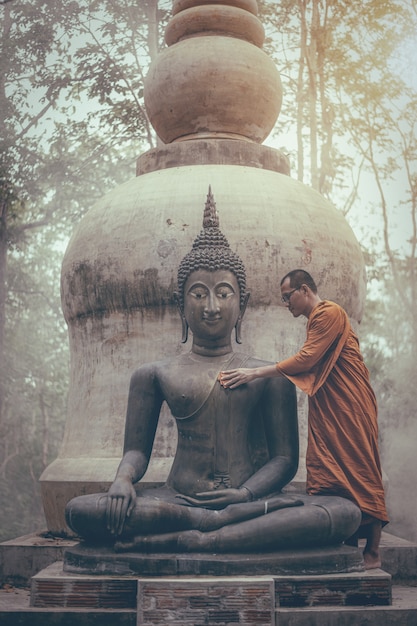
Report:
177,186,247,311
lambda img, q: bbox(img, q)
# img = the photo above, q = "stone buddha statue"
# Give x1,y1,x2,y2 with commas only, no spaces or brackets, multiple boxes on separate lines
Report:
65,188,361,554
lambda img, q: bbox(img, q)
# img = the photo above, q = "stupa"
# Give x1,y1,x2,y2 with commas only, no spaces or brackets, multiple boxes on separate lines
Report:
40,0,365,535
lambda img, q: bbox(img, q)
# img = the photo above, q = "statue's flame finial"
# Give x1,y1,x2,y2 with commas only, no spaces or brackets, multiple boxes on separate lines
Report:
203,185,219,229
191,185,228,252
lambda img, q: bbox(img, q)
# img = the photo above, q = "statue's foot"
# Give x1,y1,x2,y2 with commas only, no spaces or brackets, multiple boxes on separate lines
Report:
114,538,136,552
265,495,304,512
114,529,219,553
177,529,218,552
115,532,181,553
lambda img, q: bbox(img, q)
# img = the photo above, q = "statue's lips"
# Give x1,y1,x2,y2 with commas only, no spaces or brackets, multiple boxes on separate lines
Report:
202,317,222,324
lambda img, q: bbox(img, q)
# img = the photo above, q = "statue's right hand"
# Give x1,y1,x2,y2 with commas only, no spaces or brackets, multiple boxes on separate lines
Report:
105,478,136,536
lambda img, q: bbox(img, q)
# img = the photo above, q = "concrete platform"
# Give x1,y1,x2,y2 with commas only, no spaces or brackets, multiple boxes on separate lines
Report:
29,560,392,609
1,583,417,625
1,531,416,625
0,532,77,587
276,586,417,626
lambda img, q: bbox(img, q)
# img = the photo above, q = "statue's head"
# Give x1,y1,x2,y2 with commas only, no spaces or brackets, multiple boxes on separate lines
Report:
176,187,250,344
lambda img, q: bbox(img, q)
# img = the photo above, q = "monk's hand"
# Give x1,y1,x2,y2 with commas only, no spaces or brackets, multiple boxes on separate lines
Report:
177,488,249,508
105,478,136,536
218,368,257,389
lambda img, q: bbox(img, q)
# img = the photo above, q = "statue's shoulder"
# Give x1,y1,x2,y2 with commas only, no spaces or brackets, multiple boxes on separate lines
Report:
130,356,176,382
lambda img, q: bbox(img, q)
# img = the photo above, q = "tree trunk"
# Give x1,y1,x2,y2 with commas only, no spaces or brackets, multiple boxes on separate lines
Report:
297,0,307,182
145,0,162,148
307,0,319,190
0,214,7,424
0,3,12,425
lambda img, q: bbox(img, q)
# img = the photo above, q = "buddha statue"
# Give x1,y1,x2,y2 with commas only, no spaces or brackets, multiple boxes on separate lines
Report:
65,188,361,553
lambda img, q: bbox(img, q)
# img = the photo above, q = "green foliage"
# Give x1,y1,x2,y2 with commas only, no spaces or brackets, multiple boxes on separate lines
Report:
0,0,167,541
259,0,415,203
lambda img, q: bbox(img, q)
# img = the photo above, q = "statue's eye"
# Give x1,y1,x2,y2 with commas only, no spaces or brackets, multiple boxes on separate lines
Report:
191,288,207,299
217,287,234,299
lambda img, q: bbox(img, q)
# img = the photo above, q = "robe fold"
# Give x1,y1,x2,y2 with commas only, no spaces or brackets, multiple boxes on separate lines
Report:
276,300,388,523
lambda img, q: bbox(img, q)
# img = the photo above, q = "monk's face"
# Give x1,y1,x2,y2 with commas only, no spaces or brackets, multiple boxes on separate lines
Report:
184,269,241,344
281,278,304,317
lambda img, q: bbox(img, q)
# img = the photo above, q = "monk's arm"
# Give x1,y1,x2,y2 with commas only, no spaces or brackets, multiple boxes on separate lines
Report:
219,363,281,389
277,304,345,375
222,305,346,388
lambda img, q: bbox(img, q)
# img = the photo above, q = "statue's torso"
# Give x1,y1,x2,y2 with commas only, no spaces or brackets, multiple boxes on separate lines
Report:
155,352,269,496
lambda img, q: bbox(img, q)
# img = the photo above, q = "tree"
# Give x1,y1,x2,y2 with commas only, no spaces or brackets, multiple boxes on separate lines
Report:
0,0,169,423
259,1,414,201
0,0,168,539
346,91,417,349
1,0,79,421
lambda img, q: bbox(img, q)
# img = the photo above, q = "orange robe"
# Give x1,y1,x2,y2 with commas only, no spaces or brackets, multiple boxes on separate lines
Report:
276,300,388,523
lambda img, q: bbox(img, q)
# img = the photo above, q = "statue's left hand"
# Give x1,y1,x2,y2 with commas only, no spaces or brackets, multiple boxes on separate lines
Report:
177,487,249,508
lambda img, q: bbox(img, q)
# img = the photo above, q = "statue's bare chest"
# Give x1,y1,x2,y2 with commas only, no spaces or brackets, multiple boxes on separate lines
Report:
158,354,234,417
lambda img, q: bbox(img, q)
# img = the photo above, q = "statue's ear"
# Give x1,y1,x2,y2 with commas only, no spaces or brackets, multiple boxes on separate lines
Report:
174,292,188,343
235,292,250,344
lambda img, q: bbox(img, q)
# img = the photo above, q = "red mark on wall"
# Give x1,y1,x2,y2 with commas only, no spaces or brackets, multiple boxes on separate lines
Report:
301,239,312,264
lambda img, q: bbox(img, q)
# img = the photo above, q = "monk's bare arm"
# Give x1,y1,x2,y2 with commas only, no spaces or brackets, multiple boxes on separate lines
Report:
219,363,282,389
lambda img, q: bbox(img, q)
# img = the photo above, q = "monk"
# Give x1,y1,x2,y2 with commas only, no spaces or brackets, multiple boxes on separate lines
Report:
220,269,388,569
65,194,361,554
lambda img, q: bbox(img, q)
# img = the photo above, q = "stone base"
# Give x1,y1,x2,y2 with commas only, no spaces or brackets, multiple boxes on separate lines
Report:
0,532,77,587
30,561,392,619
63,543,365,577
31,562,137,610
3,532,416,626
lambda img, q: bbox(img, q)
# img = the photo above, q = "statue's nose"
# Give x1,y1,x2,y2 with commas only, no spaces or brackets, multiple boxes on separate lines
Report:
205,292,220,313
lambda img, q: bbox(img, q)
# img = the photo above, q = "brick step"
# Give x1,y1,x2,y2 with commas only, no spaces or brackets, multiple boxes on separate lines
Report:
30,561,393,609
276,585,417,626
1,585,417,626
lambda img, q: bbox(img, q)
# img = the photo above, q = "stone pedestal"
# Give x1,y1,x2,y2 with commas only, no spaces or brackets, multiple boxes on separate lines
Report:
4,532,417,626
62,543,365,577
30,560,392,620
